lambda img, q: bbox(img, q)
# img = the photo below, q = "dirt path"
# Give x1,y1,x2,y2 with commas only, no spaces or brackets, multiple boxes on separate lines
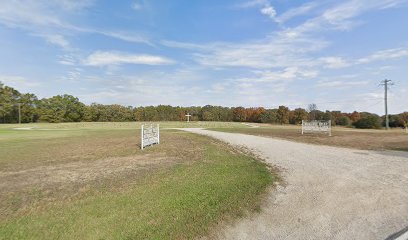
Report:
182,128,408,240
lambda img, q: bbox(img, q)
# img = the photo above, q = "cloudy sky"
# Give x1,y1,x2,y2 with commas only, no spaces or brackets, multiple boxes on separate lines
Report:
0,0,407,114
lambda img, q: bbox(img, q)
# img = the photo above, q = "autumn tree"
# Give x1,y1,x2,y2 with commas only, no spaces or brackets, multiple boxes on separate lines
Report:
349,111,361,123
291,108,308,124
400,112,408,128
276,106,289,124
232,107,247,122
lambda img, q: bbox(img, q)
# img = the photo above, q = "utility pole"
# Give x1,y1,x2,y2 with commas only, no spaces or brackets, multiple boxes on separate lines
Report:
379,79,393,130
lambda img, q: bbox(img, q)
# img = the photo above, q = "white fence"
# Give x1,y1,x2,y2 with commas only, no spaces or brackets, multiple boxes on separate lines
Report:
302,120,331,136
141,124,160,150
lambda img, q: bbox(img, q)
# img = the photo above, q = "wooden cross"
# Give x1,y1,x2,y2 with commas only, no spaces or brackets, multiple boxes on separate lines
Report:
185,113,192,122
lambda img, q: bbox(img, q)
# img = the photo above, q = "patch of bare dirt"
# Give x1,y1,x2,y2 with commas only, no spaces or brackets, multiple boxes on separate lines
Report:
0,153,175,219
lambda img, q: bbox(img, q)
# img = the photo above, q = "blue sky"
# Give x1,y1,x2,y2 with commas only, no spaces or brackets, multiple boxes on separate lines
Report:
0,0,407,114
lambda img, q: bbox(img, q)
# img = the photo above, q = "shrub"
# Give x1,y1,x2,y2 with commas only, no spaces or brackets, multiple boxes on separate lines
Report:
337,116,351,126
353,115,381,129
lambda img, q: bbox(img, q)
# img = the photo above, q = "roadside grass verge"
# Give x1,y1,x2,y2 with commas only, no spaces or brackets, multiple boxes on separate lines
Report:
209,126,408,151
392,147,408,152
0,125,276,239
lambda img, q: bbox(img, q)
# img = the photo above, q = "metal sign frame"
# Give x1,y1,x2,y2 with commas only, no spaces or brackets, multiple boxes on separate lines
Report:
302,120,332,136
141,124,160,150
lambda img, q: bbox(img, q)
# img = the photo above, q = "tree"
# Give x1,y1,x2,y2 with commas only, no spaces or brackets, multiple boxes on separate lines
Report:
201,105,216,121
0,84,21,123
19,93,39,123
400,112,408,129
387,114,406,128
276,106,289,124
308,103,317,120
233,107,247,122
260,109,277,123
336,115,351,126
291,108,308,124
38,95,84,123
246,107,266,123
349,111,361,123
323,111,335,126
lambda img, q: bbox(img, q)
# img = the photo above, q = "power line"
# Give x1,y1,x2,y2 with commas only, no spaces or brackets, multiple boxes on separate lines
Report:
379,79,394,130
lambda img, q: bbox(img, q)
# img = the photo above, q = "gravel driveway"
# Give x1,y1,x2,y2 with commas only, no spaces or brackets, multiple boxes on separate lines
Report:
182,128,408,240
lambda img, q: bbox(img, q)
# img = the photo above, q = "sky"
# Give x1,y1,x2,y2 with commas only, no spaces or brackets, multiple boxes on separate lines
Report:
0,0,407,114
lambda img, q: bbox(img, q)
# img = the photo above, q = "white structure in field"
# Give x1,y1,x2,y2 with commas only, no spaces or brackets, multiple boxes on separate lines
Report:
185,113,192,122
302,120,332,136
141,124,160,150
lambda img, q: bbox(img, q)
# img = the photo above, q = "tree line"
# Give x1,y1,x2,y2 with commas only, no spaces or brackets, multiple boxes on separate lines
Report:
1,82,407,129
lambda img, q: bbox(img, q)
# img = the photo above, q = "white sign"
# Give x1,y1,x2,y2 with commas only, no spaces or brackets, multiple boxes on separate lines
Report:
302,120,331,136
141,124,160,149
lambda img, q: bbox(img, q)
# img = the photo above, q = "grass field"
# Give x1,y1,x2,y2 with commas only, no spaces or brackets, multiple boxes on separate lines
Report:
210,124,408,151
0,122,276,239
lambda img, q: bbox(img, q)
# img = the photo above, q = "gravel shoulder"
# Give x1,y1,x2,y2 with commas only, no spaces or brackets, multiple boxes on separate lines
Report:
182,128,408,240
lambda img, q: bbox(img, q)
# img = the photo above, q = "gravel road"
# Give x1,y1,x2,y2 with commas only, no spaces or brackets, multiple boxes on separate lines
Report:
182,128,408,240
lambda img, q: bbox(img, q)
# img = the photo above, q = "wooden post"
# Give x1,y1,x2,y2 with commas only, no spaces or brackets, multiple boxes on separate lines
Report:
329,120,332,137
141,125,144,150
157,124,160,144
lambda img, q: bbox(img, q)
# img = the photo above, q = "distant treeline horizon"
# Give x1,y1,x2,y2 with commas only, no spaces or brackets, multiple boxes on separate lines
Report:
1,82,407,129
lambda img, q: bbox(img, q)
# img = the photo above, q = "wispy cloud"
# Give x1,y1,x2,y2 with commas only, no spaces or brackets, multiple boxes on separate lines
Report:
357,48,408,64
0,1,152,50
316,80,369,88
168,0,405,72
236,0,277,20
283,0,407,37
320,57,350,69
236,68,318,83
97,31,152,45
58,54,78,65
275,2,320,23
236,0,268,9
131,1,143,10
185,35,328,69
260,4,277,19
38,34,72,50
83,51,175,66
0,75,42,92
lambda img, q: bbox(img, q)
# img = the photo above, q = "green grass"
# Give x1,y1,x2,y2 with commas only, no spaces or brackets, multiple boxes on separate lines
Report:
392,147,408,152
0,121,248,131
0,122,276,239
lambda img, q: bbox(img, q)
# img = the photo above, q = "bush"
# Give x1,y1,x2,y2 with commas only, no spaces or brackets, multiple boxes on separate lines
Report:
337,116,351,126
353,115,381,129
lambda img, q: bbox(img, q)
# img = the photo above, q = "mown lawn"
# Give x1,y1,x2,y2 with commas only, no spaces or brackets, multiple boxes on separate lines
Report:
0,123,276,239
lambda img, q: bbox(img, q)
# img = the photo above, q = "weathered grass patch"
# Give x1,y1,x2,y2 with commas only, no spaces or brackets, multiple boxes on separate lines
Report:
210,126,408,151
